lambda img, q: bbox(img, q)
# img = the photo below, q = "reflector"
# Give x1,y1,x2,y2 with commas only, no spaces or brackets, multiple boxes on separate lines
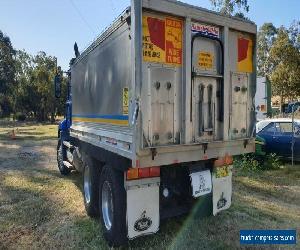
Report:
149,167,160,177
138,168,150,178
127,168,139,180
126,167,161,180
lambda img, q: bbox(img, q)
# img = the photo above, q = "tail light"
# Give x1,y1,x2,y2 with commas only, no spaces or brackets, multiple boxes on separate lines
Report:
126,168,139,180
149,166,160,177
138,168,150,178
126,167,160,180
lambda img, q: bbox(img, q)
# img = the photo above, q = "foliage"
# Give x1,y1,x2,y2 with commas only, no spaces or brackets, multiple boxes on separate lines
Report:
264,153,281,170
31,52,60,121
257,23,278,76
257,21,300,104
269,26,300,102
14,50,66,122
233,12,250,21
234,153,281,171
0,30,66,122
0,30,16,117
210,0,249,16
288,20,300,50
234,154,260,171
14,50,35,116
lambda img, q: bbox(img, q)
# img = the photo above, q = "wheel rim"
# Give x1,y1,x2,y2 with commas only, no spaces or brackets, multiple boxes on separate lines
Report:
84,166,91,204
102,181,113,231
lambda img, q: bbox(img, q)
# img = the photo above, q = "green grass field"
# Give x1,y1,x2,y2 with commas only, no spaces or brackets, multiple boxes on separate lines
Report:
0,123,299,249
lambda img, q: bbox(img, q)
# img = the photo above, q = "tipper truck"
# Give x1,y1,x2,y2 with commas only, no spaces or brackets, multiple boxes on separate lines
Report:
54,0,257,246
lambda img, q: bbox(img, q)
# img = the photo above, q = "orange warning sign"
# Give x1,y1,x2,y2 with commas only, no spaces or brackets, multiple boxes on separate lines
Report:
237,37,253,73
142,15,182,66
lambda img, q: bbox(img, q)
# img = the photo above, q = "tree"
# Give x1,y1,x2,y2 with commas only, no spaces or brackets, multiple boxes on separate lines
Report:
210,0,249,16
31,52,59,121
14,50,66,122
269,26,300,106
14,50,35,116
288,20,300,50
257,23,277,76
0,30,65,121
257,21,300,108
0,30,16,117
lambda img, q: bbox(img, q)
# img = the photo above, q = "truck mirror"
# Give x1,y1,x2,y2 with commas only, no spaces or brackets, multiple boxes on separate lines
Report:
54,74,62,98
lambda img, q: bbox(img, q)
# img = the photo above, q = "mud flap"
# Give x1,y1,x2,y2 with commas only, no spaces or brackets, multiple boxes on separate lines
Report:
126,181,160,239
212,171,232,215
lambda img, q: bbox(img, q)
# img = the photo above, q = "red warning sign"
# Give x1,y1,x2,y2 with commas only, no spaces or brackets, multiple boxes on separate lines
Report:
143,15,183,66
237,37,253,73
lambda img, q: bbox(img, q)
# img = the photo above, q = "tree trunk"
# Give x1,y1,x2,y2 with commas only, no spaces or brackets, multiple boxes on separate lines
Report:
280,94,284,113
51,112,55,124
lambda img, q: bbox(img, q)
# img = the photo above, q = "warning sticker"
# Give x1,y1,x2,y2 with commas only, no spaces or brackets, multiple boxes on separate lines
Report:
165,18,182,65
123,88,129,115
198,52,214,70
142,15,182,66
237,37,253,73
191,22,220,38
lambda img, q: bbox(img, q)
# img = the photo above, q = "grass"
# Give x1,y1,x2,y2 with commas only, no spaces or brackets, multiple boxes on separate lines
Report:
0,122,57,141
0,122,299,249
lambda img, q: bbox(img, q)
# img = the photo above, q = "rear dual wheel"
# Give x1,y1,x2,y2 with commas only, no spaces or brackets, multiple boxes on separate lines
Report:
99,165,127,247
82,162,127,247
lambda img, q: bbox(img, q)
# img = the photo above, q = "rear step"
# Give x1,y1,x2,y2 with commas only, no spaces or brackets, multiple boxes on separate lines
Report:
63,161,73,169
63,141,73,149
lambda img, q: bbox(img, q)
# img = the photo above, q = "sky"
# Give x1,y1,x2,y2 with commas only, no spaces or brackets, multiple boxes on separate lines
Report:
0,0,299,70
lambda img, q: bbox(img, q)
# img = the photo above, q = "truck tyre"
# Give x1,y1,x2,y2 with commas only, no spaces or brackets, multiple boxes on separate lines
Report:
99,165,127,247
83,159,100,217
57,140,71,176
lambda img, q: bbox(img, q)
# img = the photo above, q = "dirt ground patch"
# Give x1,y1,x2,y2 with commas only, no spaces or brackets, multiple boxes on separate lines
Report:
0,124,299,249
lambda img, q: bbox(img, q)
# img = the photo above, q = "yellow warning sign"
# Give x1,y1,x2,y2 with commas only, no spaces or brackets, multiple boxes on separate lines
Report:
198,52,214,70
122,88,129,115
165,18,183,65
142,16,165,64
237,37,253,73
142,14,182,66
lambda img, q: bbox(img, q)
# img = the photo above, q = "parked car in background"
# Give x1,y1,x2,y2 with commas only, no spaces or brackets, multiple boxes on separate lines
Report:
255,135,266,157
256,118,300,160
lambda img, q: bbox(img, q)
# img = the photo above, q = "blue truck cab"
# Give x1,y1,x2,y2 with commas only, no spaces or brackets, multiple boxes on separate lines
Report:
57,69,72,137
56,71,73,175
58,119,68,137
